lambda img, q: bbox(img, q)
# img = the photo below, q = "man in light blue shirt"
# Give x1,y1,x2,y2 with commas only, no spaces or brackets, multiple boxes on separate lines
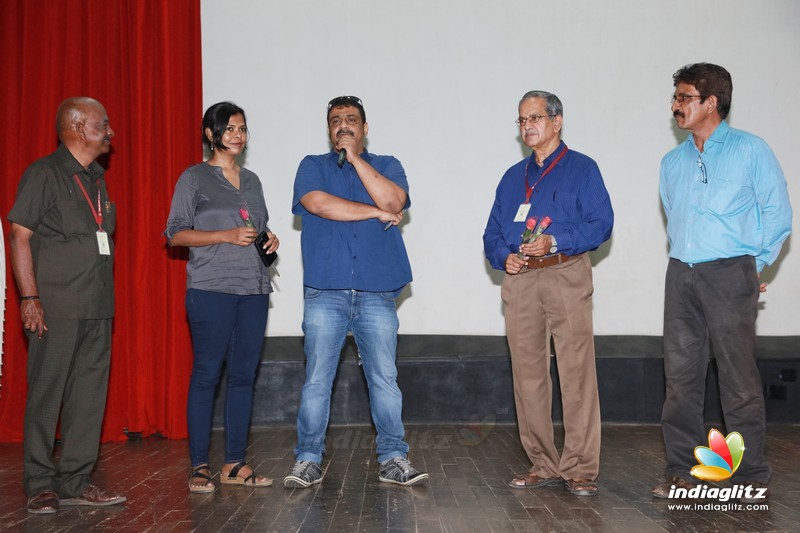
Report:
652,63,791,503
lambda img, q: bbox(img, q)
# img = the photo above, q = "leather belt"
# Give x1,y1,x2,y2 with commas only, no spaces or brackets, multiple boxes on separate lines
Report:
524,253,572,269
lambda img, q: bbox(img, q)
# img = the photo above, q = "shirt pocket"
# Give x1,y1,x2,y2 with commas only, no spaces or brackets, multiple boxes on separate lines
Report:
555,192,579,222
704,174,752,216
103,201,116,234
57,199,96,236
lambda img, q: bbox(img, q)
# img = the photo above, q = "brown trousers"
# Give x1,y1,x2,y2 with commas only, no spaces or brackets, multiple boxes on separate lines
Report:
502,253,601,480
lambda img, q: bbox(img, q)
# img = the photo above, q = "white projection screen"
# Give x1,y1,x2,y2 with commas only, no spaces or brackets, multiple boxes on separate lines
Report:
200,0,800,337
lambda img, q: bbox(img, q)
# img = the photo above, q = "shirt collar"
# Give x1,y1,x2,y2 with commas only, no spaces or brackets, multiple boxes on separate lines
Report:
329,149,372,163
54,143,105,181
687,120,729,152
529,140,566,168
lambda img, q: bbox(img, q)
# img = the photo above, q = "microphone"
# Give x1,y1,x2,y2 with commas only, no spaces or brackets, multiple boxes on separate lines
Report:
337,148,347,168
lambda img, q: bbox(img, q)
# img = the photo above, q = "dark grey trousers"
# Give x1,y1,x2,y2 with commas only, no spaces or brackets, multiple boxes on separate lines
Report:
661,256,771,484
23,318,112,497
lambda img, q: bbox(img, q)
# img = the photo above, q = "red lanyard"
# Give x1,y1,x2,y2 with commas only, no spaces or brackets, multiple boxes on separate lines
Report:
74,175,104,230
524,144,569,203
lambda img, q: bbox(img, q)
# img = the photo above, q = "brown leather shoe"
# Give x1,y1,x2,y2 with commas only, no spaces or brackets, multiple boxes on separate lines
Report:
651,476,696,499
739,481,770,504
27,489,59,514
59,484,126,506
508,472,562,489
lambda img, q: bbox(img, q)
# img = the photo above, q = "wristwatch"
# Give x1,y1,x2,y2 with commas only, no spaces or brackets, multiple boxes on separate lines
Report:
549,235,558,255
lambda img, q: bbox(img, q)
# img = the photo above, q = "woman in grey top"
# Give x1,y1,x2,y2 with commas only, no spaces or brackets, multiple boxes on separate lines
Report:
165,102,279,493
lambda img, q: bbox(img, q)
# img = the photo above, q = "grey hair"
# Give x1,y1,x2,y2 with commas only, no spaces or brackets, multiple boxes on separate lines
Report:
519,90,563,117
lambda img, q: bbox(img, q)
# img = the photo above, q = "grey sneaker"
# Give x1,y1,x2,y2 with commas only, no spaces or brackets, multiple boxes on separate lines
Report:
379,457,429,486
283,461,323,488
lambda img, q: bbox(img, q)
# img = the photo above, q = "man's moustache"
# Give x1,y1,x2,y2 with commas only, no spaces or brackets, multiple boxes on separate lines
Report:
673,111,684,118
337,130,354,138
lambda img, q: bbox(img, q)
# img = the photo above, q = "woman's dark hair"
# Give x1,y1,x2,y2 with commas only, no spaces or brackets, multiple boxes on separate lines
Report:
673,63,733,120
202,101,247,151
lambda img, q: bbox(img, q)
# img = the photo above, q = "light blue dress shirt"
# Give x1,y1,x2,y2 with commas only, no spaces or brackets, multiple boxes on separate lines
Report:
660,121,792,272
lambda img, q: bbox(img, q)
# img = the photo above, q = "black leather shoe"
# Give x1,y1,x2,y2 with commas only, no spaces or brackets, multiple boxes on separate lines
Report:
27,489,59,514
651,476,696,499
59,484,126,506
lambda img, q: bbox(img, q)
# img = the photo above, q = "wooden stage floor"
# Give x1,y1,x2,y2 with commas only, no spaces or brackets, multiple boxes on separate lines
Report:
1,424,798,532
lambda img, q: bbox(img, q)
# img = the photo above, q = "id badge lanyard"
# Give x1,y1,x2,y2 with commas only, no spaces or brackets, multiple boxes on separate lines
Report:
74,175,110,255
514,144,569,222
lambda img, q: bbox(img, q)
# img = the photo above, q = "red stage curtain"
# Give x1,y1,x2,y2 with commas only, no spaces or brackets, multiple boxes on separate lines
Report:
0,0,201,442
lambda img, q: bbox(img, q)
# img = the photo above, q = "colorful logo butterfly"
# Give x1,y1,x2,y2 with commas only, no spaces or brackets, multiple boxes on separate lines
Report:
690,429,744,482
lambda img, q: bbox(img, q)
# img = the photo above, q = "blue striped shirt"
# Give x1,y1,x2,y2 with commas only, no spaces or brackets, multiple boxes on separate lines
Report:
660,121,792,272
483,141,614,270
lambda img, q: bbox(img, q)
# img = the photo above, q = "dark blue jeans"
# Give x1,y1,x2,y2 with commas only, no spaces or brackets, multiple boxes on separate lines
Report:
186,289,269,467
661,256,770,484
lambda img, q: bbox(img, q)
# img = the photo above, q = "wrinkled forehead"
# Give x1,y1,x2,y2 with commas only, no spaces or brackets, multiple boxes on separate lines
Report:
327,105,362,121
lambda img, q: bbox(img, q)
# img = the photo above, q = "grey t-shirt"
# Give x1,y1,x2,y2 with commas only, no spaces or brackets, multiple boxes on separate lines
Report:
165,162,272,295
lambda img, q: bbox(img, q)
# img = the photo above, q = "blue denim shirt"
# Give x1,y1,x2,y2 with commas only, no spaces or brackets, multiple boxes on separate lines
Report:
483,141,614,270
660,121,792,272
292,151,412,294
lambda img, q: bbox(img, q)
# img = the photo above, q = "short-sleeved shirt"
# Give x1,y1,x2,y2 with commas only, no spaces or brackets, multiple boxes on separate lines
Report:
291,151,412,294
165,162,273,295
8,144,115,318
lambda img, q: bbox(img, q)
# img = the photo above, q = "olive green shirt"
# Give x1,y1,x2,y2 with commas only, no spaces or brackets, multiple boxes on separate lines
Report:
8,144,115,318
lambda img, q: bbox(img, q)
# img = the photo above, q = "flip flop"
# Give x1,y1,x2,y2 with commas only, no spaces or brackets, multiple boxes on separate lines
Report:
189,466,216,493
220,462,273,487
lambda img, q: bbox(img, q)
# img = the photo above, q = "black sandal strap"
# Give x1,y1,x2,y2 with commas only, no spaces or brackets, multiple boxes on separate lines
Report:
190,466,213,482
227,461,246,479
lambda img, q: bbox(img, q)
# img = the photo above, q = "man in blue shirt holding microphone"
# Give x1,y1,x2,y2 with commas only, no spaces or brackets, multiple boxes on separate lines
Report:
284,96,427,489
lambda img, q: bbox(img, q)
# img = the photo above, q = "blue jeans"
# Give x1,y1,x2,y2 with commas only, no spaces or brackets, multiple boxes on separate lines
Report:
186,289,269,467
295,288,409,464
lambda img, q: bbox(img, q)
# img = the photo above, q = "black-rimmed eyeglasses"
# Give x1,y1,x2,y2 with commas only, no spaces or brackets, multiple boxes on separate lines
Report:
328,95,363,109
516,114,556,127
671,94,703,104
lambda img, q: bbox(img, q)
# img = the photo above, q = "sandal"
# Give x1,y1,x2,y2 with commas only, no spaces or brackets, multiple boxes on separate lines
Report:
508,472,562,489
564,478,599,496
189,465,216,493
220,462,273,487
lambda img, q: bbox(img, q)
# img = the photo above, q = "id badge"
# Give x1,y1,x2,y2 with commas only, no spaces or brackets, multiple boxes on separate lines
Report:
513,203,531,222
96,231,111,255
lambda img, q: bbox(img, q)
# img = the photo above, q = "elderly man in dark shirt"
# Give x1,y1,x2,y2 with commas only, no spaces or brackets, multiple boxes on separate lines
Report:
9,97,125,514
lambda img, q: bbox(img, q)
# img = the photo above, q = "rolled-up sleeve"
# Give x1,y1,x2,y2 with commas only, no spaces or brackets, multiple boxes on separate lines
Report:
164,170,197,239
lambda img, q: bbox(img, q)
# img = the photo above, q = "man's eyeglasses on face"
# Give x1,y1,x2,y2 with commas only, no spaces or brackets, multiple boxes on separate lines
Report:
516,114,556,127
328,95,363,109
328,115,361,127
671,94,703,104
